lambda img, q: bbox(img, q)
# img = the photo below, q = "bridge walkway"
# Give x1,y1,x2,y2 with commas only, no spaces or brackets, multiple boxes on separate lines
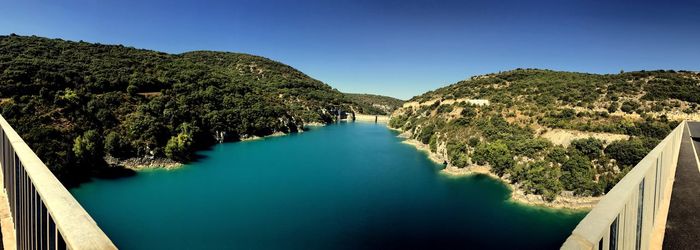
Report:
663,121,700,249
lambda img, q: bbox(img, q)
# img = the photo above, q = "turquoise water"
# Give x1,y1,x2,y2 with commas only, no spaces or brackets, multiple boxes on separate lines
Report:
71,122,585,249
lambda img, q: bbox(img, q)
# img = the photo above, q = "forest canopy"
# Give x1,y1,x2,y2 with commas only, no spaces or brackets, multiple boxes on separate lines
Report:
0,35,385,185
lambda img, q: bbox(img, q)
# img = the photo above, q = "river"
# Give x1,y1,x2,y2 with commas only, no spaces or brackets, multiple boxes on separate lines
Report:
71,122,585,249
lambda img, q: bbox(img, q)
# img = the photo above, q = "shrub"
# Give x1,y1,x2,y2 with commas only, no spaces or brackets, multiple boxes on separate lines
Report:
509,138,552,158
437,104,454,114
620,100,640,114
468,137,480,147
607,102,618,113
560,108,576,119
560,153,599,196
605,138,650,167
570,137,604,159
461,106,477,117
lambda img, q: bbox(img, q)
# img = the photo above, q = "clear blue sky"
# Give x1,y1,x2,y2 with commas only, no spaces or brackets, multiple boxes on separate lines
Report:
2,0,699,99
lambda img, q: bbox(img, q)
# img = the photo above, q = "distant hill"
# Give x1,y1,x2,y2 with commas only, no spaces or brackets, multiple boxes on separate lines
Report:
344,93,404,115
0,34,359,185
389,69,698,202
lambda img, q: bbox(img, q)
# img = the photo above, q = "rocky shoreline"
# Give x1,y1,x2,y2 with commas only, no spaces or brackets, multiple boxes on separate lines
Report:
106,124,330,171
106,156,183,171
304,122,327,127
441,165,600,210
395,129,600,210
240,131,287,141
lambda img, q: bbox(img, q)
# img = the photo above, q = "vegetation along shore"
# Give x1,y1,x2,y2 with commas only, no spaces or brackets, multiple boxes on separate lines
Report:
0,35,402,186
389,69,698,209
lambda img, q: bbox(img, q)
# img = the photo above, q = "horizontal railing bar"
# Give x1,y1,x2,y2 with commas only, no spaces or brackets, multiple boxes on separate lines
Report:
0,115,116,250
562,121,686,250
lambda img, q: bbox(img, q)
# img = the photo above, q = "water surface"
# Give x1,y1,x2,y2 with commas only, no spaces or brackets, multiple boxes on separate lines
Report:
72,122,585,249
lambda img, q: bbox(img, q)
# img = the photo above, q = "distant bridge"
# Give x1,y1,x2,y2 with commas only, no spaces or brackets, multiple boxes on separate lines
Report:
562,121,700,250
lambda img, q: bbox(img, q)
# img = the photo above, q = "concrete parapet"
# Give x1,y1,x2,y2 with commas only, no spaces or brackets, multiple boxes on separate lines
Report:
561,121,685,250
0,115,116,250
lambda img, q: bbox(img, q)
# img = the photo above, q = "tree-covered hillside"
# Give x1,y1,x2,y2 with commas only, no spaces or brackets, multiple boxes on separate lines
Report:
344,93,404,115
0,34,355,185
390,69,698,201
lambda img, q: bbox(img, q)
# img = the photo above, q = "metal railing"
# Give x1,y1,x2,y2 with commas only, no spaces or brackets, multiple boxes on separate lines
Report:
0,115,116,250
561,121,685,250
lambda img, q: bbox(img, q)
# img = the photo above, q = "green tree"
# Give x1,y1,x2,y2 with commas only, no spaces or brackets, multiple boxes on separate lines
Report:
105,132,132,159
446,141,469,168
605,139,648,167
164,123,197,161
429,134,438,152
126,85,139,95
419,124,435,144
560,153,598,196
472,141,514,175
73,130,104,166
546,146,568,164
520,161,563,201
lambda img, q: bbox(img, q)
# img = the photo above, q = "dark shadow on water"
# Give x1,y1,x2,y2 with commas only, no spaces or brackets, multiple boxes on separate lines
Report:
93,166,137,180
64,164,136,189
185,151,209,163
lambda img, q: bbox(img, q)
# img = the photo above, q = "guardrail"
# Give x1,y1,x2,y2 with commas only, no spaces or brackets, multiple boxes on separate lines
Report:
561,121,685,250
0,115,116,249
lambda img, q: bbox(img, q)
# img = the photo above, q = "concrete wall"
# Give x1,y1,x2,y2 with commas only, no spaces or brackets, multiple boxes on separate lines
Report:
561,121,685,250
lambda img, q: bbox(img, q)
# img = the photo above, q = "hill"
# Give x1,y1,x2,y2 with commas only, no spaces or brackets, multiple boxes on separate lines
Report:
389,69,698,205
0,34,358,185
344,93,404,115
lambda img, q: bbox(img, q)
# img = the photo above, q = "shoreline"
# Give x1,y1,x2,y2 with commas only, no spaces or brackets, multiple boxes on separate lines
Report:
401,138,447,164
111,122,331,171
106,156,183,171
441,166,600,210
240,131,287,141
396,130,600,210
304,122,327,127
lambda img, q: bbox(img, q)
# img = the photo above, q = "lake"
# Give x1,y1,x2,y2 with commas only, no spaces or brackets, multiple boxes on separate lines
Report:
71,122,585,249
